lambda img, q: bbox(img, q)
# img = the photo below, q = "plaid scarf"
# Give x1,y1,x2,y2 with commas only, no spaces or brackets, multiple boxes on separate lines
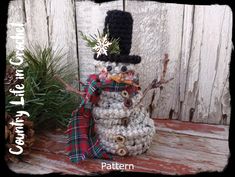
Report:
66,74,139,163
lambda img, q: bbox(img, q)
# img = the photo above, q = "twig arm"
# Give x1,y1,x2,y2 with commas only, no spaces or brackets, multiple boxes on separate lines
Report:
139,78,174,104
54,75,86,96
136,53,173,106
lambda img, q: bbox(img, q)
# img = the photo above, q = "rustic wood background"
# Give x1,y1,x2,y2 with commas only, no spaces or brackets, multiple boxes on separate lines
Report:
6,0,232,125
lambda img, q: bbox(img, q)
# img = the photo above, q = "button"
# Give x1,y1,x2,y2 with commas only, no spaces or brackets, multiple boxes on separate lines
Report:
121,90,129,98
116,147,128,156
121,117,129,127
115,134,126,144
124,98,133,108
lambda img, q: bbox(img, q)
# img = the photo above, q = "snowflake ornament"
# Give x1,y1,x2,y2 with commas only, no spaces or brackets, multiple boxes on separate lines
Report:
93,34,112,57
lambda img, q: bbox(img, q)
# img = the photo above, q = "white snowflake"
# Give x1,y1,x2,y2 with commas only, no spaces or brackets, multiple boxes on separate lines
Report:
93,34,112,57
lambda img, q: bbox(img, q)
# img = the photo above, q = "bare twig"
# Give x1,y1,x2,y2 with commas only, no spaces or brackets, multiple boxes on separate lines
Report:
135,54,173,106
54,75,86,97
139,77,174,104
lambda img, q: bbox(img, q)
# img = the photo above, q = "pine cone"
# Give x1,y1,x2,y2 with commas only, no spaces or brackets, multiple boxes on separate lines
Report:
5,113,35,163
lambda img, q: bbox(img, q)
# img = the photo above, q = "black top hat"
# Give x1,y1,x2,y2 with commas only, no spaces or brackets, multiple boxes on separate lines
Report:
94,10,141,64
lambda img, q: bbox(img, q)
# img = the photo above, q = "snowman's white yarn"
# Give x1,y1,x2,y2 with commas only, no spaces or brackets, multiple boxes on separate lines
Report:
96,118,155,139
95,61,136,75
99,134,153,155
94,106,147,127
92,89,156,156
93,91,142,119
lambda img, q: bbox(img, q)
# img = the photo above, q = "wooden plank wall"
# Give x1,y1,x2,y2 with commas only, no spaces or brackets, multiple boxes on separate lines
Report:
125,1,232,125
6,0,78,76
6,0,232,125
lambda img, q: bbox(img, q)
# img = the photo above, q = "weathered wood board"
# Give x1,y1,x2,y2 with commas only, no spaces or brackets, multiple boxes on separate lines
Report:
24,0,49,47
179,5,232,125
8,119,229,175
180,5,204,123
6,1,232,125
126,1,174,118
46,0,78,77
153,3,184,120
126,1,232,125
207,6,232,125
6,0,25,55
6,0,79,78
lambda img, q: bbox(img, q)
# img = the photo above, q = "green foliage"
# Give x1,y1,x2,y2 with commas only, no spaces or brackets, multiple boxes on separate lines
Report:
5,46,80,129
79,30,120,55
108,37,120,55
79,30,98,49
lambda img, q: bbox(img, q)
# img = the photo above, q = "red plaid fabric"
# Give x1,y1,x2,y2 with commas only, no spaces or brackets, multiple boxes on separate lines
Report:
66,74,139,163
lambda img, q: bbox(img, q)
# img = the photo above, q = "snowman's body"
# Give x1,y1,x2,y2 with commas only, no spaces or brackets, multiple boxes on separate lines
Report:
92,61,156,156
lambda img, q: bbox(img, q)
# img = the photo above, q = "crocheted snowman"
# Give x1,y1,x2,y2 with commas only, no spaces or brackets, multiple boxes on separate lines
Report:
91,10,156,156
92,61,155,156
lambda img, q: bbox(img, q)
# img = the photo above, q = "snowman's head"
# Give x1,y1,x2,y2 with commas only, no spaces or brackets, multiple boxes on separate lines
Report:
94,61,139,85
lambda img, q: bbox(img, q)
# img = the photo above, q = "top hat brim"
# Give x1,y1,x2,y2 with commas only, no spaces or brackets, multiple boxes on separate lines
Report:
94,54,141,64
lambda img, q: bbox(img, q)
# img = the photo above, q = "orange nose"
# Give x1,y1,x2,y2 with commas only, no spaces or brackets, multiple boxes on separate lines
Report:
109,74,140,87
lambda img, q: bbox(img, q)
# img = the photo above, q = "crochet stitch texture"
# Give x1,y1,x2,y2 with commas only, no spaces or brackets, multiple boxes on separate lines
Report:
94,10,141,64
93,63,156,156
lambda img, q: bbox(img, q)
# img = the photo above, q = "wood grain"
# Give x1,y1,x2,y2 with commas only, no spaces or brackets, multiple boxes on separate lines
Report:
180,5,204,122
46,0,78,77
7,119,229,175
126,2,232,124
153,3,184,120
126,1,170,117
192,6,227,124
6,0,25,55
207,6,232,125
24,0,49,47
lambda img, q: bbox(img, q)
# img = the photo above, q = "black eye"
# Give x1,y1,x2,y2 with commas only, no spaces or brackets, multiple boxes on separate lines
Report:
106,65,112,72
121,66,127,72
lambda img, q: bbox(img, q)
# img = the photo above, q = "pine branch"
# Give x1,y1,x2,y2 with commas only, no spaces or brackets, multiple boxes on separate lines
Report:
79,30,97,48
108,38,120,54
79,30,120,55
